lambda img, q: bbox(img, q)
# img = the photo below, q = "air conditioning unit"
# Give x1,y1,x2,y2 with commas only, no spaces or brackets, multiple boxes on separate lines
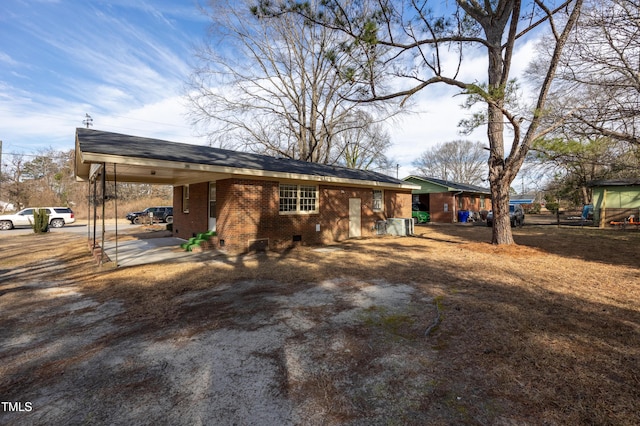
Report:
386,218,414,236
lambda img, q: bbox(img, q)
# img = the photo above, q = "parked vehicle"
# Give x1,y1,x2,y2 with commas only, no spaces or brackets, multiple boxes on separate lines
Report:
412,202,430,223
126,206,173,224
0,207,75,230
486,204,525,227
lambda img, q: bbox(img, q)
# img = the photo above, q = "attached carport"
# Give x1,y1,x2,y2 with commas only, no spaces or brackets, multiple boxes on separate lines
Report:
75,128,233,266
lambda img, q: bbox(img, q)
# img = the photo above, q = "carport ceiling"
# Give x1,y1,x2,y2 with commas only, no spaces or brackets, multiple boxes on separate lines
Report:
77,155,234,185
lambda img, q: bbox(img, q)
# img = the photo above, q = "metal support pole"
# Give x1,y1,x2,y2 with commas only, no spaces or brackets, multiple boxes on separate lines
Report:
114,163,118,267
87,179,91,242
101,162,106,265
92,178,97,251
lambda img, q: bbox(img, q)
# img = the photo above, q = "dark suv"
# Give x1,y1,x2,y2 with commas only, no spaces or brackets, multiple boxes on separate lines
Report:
486,204,525,227
126,206,173,224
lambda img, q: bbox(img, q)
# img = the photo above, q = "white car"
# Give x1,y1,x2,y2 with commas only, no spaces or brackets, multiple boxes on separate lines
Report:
0,207,76,230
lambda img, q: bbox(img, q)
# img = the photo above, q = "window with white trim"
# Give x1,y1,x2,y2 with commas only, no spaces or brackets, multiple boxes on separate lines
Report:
279,184,318,214
372,189,383,212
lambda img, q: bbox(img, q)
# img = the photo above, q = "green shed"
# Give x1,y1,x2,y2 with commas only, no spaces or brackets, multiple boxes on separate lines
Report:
589,179,640,227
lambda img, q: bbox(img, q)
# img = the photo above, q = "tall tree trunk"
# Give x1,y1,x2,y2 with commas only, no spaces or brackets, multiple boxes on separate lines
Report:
490,168,515,244
486,27,515,245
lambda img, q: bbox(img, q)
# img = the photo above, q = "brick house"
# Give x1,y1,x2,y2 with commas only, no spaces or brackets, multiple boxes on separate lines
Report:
75,128,417,253
403,176,492,223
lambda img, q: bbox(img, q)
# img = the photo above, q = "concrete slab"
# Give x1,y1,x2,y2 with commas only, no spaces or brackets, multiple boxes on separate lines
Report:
103,237,208,267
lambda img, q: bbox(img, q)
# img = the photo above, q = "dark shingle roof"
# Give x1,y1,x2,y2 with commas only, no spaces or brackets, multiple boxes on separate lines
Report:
76,128,406,185
406,175,490,194
587,179,640,187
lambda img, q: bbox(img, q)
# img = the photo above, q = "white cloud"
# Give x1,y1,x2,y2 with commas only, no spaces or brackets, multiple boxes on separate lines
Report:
96,95,202,145
387,35,542,179
0,52,19,67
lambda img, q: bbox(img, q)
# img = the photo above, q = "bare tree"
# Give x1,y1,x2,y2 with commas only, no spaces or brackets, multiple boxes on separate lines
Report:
530,0,640,145
412,140,488,185
330,110,393,170
531,135,640,204
3,154,28,209
187,0,397,167
258,0,584,244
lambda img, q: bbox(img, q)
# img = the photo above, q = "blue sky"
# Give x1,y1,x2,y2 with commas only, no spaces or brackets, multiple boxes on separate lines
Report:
0,0,538,179
1,0,208,156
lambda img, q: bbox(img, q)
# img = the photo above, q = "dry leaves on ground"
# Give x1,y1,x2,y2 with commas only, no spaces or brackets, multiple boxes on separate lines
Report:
1,224,639,425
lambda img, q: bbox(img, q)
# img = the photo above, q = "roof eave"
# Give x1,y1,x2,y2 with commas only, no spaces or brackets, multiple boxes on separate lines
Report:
78,151,418,189
404,175,489,194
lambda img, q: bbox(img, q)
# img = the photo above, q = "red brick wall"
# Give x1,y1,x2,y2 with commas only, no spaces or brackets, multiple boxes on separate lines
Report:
173,178,413,253
385,189,412,218
317,186,410,242
457,193,492,217
428,192,455,223
419,192,492,223
217,178,289,251
172,182,209,239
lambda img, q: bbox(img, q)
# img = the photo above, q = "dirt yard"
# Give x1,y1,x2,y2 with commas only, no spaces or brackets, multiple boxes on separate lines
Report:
1,223,639,425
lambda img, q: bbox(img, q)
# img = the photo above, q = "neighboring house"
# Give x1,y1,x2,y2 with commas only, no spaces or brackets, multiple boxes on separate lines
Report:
588,179,640,227
509,196,535,205
403,176,492,223
75,128,418,253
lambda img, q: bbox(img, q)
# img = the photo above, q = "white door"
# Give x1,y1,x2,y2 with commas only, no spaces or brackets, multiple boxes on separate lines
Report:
349,198,361,238
208,182,217,231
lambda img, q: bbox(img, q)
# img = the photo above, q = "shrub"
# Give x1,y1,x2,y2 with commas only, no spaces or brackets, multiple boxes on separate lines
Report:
32,209,50,234
546,202,559,214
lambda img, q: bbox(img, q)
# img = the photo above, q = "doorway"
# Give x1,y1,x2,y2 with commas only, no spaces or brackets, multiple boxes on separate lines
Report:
209,182,216,231
349,198,361,238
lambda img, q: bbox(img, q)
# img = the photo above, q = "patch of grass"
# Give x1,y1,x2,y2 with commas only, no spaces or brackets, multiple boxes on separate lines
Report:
360,305,417,339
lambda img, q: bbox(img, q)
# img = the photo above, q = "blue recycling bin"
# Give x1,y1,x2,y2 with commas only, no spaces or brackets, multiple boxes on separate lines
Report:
458,210,470,223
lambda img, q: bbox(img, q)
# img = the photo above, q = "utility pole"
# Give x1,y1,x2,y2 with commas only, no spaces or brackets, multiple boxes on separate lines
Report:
83,113,93,128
